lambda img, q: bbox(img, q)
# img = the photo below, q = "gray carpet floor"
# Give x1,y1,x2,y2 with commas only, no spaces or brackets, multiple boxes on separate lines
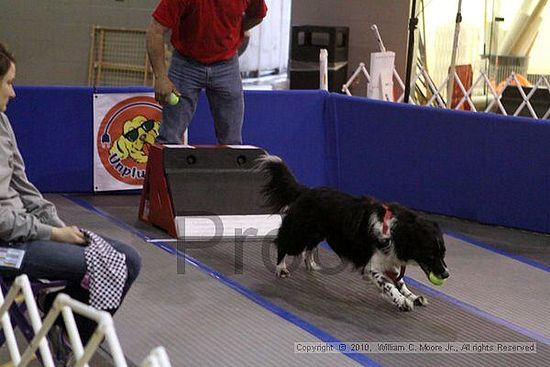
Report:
2,193,548,367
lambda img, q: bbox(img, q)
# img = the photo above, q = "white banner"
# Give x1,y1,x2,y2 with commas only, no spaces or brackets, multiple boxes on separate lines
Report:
93,93,162,191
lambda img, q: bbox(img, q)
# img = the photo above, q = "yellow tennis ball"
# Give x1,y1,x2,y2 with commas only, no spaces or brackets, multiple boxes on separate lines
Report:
428,272,445,286
167,92,179,105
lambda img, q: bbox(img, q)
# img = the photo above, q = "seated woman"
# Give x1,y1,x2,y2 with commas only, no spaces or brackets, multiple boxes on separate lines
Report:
0,42,141,350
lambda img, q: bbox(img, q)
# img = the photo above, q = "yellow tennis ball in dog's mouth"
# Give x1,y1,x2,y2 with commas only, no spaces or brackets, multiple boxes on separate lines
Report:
428,272,445,286
167,92,179,105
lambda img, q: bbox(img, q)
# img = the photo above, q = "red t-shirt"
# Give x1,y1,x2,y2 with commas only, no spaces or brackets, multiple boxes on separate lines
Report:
153,0,268,64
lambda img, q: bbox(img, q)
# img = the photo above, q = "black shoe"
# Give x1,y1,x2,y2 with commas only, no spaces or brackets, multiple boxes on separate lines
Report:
37,291,57,315
48,325,73,367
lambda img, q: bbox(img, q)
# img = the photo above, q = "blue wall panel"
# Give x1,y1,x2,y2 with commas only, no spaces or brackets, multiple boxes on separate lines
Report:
6,86,550,233
162,90,331,187
331,94,550,233
8,86,93,192
8,87,332,191
241,90,331,187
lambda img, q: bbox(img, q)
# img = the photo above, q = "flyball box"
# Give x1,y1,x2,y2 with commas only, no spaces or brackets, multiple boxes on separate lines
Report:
139,144,281,240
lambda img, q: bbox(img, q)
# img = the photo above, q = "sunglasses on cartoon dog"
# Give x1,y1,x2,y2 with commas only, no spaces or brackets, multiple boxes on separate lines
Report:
123,119,155,142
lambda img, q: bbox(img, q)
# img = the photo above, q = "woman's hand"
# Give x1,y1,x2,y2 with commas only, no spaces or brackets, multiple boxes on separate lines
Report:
51,226,86,245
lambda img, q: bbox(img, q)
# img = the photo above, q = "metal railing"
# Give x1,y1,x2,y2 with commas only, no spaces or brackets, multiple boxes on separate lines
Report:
0,274,172,367
341,24,550,120
343,60,550,120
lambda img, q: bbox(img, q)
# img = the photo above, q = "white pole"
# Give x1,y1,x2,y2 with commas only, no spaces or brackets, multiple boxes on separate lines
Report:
447,0,463,108
320,49,328,91
0,282,22,365
370,25,386,52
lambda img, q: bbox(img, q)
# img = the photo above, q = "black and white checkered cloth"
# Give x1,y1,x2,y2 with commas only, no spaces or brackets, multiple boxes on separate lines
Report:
81,229,127,310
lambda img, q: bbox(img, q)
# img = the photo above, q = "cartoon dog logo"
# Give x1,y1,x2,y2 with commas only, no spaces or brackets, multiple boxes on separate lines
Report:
109,115,160,164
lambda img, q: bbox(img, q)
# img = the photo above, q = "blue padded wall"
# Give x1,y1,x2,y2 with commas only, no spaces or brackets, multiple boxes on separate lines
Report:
7,87,333,192
241,90,332,188
8,86,93,192
170,89,331,187
6,86,550,233
330,94,550,233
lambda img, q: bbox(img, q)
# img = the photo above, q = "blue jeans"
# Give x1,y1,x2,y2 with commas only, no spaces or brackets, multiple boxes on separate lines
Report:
156,52,244,145
0,239,141,343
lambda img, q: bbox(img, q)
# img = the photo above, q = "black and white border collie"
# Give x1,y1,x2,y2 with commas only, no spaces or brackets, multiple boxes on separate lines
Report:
257,155,449,311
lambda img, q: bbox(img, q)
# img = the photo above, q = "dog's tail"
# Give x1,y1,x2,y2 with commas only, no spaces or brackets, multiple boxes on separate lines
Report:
256,155,307,213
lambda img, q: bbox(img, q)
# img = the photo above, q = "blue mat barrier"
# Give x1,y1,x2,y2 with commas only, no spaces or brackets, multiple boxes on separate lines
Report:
7,86,550,233
330,94,550,234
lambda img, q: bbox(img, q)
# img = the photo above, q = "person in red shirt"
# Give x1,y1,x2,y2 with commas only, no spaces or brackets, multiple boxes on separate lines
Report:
147,0,268,145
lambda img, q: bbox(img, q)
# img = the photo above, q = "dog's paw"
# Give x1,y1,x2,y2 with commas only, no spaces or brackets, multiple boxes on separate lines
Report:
397,298,414,312
275,267,290,278
413,295,428,306
304,260,322,272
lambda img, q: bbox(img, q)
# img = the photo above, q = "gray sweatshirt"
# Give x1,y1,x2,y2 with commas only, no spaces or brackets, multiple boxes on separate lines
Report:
0,112,65,241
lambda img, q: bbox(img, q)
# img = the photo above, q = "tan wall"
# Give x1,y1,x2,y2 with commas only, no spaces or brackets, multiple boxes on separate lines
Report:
0,0,156,85
291,0,410,85
1,0,411,87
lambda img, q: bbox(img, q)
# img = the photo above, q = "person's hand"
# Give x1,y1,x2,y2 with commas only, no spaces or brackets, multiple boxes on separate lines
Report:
51,226,86,245
154,75,177,106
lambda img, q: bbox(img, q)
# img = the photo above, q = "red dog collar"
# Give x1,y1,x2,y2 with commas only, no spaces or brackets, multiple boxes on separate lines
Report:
382,204,406,283
385,266,407,284
382,204,392,236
